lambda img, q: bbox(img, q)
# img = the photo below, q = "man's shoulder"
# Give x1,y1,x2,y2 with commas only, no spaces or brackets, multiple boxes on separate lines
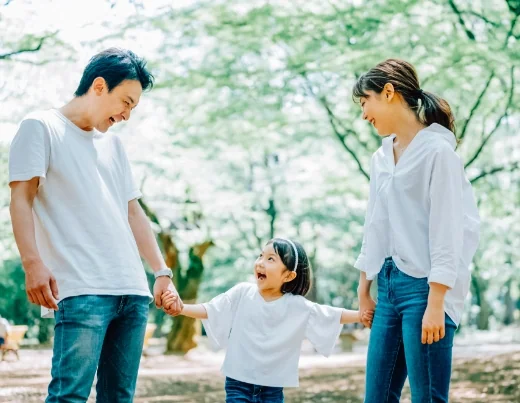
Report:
17,110,63,138
21,109,59,126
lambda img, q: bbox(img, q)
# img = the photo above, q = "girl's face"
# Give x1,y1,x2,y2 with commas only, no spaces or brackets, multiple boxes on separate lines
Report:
254,243,296,294
359,86,396,137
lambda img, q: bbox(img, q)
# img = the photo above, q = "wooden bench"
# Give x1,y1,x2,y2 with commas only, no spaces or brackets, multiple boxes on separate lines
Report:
1,325,28,361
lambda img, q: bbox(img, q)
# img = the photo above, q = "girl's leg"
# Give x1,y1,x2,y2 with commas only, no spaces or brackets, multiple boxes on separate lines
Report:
364,263,408,403
225,377,254,403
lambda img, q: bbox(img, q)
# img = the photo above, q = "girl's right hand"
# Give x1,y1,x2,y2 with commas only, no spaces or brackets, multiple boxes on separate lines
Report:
359,294,376,329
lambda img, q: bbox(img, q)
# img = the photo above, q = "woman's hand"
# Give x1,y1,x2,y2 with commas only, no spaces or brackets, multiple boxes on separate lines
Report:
421,302,445,344
422,282,449,344
358,294,376,328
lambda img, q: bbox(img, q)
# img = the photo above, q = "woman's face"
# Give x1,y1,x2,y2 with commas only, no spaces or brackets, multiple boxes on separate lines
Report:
359,88,395,137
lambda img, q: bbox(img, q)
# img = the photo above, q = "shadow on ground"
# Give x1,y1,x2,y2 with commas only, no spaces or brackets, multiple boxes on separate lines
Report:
1,351,518,402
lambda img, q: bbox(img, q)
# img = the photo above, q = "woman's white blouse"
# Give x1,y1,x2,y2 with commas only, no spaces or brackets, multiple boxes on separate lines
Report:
202,282,343,387
354,123,480,325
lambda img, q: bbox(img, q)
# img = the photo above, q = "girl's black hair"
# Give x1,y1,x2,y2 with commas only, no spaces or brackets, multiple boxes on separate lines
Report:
352,58,456,135
267,238,312,296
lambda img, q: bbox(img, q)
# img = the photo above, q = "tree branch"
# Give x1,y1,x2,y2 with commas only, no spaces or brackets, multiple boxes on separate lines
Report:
470,162,519,184
317,96,370,180
504,15,519,48
0,34,54,60
297,72,370,180
448,0,476,41
465,66,515,168
457,71,494,145
463,10,501,27
228,213,261,252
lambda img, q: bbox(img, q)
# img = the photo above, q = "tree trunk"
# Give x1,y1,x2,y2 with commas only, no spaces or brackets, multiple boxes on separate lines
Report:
503,278,515,326
165,242,214,354
471,272,490,330
166,303,200,353
139,199,213,354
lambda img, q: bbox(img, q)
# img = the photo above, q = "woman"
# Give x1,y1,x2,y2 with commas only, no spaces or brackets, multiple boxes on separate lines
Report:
353,59,480,402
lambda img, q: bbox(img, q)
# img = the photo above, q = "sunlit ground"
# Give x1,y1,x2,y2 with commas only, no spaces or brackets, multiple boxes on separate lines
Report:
1,334,519,403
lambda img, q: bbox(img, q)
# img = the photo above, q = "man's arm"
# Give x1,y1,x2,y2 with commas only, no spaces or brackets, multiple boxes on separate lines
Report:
9,178,59,310
128,199,183,314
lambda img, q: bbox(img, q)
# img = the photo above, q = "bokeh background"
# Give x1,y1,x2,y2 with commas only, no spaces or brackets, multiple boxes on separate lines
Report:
1,0,519,401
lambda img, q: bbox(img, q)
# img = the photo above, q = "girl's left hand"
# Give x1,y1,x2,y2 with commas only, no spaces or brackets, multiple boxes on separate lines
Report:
421,303,445,344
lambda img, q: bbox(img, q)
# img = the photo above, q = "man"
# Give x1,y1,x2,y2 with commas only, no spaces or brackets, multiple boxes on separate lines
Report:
0,314,10,347
9,48,182,402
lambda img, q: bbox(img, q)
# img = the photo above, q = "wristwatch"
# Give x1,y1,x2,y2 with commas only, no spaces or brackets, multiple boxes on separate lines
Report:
154,268,173,279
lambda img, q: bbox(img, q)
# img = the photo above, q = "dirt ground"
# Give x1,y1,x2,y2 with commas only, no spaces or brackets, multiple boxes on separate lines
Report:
1,344,519,402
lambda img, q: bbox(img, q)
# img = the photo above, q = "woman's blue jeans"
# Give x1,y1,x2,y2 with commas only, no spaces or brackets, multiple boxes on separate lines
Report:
365,258,457,403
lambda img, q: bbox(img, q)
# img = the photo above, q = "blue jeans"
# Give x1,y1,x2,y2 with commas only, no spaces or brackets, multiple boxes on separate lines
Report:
225,377,284,403
46,295,149,403
365,258,457,403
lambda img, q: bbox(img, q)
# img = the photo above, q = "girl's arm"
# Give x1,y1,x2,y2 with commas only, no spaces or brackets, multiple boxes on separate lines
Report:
162,291,208,319
340,308,373,325
181,304,208,319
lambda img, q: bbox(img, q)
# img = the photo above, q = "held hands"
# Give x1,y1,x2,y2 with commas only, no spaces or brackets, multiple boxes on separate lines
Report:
359,309,374,326
161,290,181,316
358,294,377,329
154,277,183,316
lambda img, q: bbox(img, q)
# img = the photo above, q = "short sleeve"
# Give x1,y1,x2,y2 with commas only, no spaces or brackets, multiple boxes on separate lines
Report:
305,303,343,357
9,119,50,187
115,137,142,202
201,283,248,350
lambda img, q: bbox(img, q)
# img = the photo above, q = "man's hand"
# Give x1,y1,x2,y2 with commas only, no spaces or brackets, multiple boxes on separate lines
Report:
154,277,183,315
358,294,376,329
25,260,59,310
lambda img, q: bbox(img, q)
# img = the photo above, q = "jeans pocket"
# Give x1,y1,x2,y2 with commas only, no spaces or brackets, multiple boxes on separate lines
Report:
264,386,284,402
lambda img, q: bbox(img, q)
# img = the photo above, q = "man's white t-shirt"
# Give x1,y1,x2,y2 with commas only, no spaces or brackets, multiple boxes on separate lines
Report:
202,282,344,388
8,109,152,315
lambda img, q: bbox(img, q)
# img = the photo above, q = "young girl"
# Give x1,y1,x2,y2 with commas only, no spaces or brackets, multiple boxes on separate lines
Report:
163,237,373,403
353,59,480,402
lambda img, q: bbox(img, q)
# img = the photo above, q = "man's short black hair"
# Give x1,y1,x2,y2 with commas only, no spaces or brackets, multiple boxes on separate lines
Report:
74,48,154,97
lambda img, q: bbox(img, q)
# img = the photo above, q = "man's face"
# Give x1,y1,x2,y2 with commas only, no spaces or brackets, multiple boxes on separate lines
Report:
91,78,142,133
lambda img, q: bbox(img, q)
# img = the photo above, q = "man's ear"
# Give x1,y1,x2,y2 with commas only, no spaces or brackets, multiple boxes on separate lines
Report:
92,77,107,96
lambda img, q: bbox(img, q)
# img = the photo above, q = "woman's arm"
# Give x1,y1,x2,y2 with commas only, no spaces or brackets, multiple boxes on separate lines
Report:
358,271,376,328
424,147,464,344
422,282,449,344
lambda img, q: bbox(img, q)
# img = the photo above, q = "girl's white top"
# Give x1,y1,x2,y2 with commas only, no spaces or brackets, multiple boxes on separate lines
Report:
201,282,343,387
354,123,480,325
